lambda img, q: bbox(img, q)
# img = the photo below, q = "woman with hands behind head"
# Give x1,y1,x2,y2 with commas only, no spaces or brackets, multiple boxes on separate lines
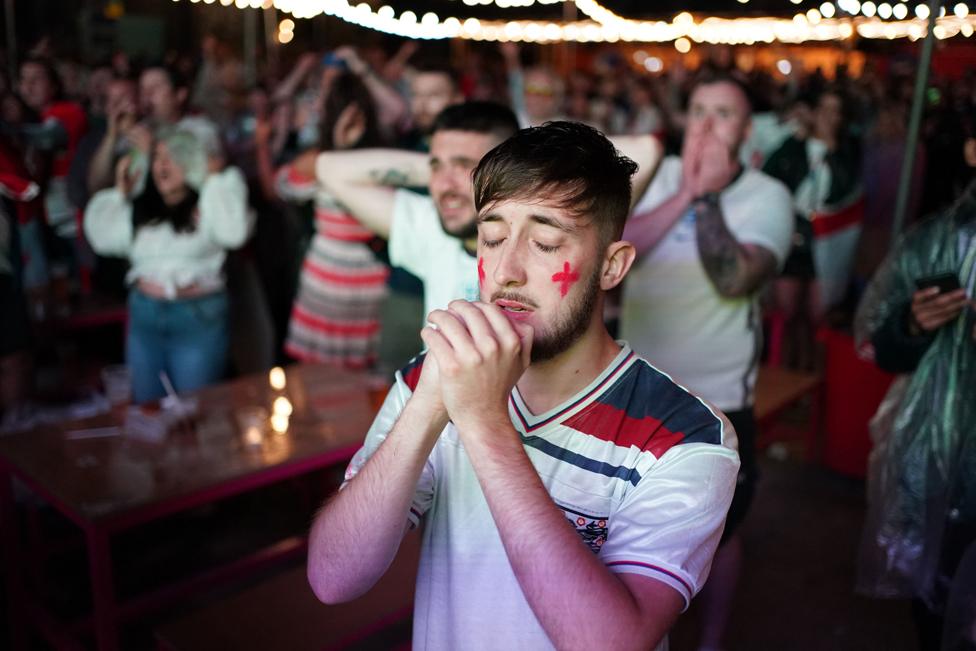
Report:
271,71,389,368
84,127,251,402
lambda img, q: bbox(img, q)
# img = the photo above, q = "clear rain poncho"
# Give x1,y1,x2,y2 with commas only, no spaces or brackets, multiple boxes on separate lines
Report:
853,186,976,621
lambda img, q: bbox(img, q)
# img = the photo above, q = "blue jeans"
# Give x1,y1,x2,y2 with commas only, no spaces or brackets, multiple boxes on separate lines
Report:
127,289,229,403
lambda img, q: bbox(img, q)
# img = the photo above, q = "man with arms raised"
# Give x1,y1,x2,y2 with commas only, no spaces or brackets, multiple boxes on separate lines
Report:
308,122,739,650
316,101,518,318
620,71,793,651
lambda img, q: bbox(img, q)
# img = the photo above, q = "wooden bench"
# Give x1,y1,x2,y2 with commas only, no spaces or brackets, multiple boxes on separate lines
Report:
155,531,421,651
753,364,823,461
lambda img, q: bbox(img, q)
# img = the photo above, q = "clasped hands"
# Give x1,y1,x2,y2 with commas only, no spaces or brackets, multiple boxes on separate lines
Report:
414,300,534,434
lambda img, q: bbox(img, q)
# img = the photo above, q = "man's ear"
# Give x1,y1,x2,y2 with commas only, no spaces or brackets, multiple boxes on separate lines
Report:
600,240,636,291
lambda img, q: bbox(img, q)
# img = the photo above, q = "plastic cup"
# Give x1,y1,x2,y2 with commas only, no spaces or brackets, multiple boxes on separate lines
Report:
101,365,132,406
235,406,269,447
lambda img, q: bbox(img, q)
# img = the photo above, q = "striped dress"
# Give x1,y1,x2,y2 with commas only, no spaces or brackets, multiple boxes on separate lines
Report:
276,166,388,368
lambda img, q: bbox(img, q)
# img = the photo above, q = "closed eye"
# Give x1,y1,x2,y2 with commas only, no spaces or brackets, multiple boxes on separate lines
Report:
481,238,503,249
535,242,560,253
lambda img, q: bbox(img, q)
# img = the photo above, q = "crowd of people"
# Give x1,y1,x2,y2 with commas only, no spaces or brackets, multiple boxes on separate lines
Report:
1,28,974,651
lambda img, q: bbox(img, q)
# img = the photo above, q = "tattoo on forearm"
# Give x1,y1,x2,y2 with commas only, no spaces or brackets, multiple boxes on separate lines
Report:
369,168,411,187
694,199,772,297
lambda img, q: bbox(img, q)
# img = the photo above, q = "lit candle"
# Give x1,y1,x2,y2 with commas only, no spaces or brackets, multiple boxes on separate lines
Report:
269,367,287,391
273,396,293,417
244,426,263,446
271,413,289,434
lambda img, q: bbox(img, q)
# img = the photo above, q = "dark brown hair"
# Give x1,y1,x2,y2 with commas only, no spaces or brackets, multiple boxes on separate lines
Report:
473,121,637,245
691,69,754,113
319,71,381,151
431,101,519,142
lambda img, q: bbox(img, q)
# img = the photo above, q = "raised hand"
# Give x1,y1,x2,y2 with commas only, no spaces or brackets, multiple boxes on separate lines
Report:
332,103,366,150
114,155,137,198
124,123,153,156
692,133,738,196
107,94,136,137
333,46,368,76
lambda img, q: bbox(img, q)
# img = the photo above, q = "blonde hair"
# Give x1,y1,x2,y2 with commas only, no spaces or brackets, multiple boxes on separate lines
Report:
156,127,208,191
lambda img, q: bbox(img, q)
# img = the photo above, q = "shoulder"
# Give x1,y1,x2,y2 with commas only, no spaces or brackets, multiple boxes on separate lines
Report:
395,352,428,393
394,188,436,214
892,211,958,263
201,166,247,199
768,134,806,157
392,189,441,235
564,356,731,461
736,168,791,203
655,156,683,184
634,156,683,212
44,101,86,124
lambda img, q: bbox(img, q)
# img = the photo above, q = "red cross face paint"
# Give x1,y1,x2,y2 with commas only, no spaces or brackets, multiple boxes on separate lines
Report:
478,256,486,288
551,261,580,298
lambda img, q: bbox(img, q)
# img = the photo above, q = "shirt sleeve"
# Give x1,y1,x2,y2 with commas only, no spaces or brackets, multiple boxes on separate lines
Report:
631,156,682,215
198,166,253,249
83,188,134,258
342,358,436,529
598,443,739,610
728,176,795,268
389,189,438,281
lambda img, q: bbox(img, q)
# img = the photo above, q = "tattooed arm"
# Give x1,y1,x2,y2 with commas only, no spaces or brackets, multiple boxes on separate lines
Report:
693,195,778,298
316,149,430,239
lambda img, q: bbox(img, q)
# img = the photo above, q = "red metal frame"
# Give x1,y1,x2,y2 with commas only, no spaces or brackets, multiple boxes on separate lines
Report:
0,443,361,651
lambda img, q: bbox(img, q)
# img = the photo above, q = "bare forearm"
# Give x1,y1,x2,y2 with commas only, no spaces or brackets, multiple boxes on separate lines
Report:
623,188,693,257
308,398,446,603
361,72,408,133
272,64,311,104
316,149,428,238
694,199,773,297
461,424,658,650
87,135,119,195
253,138,278,201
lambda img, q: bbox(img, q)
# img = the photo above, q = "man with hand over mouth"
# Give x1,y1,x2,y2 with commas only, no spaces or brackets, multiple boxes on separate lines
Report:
308,122,738,651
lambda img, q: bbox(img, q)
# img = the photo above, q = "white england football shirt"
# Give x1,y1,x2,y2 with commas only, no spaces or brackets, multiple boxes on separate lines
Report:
621,156,793,411
344,344,740,650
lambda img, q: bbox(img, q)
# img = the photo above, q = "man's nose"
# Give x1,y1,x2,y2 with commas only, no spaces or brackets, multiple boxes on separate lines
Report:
435,169,461,192
491,240,527,288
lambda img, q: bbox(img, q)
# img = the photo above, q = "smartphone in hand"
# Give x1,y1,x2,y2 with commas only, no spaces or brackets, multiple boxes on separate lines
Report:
914,272,962,294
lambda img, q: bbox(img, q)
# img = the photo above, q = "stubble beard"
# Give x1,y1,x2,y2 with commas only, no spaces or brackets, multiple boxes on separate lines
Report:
529,265,601,364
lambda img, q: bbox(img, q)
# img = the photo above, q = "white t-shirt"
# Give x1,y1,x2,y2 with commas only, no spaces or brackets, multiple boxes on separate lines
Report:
344,345,740,651
390,189,479,318
621,156,793,411
83,167,252,298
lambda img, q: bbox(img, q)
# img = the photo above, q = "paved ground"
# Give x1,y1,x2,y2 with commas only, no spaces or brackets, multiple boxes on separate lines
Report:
671,452,917,651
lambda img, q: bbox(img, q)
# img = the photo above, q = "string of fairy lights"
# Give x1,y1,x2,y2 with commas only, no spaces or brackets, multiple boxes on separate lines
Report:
171,0,976,44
